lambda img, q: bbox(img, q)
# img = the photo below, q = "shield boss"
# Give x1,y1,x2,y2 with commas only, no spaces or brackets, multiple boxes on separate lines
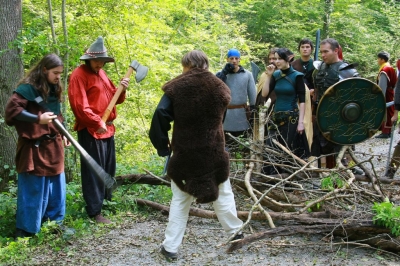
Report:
316,77,385,145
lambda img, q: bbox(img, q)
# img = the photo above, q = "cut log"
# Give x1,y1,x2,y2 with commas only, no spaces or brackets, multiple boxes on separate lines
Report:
115,174,169,186
136,199,359,223
227,222,399,253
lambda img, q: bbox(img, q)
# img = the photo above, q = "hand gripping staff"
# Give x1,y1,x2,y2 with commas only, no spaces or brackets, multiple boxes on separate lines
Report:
101,60,149,122
35,96,118,190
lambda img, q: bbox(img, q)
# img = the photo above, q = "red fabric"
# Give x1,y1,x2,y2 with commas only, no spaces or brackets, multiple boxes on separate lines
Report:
379,66,397,133
68,64,126,139
338,45,343,60
381,65,398,89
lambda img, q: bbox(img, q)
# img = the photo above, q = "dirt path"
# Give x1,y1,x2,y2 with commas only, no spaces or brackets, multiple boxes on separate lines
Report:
29,133,400,265
29,215,399,265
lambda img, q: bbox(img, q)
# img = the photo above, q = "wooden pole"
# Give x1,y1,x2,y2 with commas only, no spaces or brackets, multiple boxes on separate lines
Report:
101,67,135,122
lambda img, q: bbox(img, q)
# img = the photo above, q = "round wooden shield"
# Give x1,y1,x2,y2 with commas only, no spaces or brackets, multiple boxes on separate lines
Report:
316,77,386,145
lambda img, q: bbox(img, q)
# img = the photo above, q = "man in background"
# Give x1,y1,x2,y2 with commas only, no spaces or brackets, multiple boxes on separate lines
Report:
375,51,397,139
216,49,256,148
291,38,315,92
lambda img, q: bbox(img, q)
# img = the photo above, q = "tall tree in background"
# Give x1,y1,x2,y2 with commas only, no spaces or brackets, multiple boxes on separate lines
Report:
0,0,24,189
323,0,334,38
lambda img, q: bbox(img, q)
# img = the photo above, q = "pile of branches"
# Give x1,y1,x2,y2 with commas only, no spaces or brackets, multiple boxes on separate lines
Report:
115,107,400,254
225,133,400,253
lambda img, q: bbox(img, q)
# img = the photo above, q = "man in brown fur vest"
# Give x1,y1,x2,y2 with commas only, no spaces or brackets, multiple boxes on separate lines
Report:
149,50,243,260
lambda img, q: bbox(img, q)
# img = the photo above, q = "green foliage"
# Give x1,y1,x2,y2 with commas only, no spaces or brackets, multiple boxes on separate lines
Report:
0,178,171,264
0,181,17,238
0,239,31,264
0,158,18,184
306,200,323,212
231,0,400,76
372,199,400,236
2,0,400,263
65,182,87,219
320,173,345,190
8,0,399,185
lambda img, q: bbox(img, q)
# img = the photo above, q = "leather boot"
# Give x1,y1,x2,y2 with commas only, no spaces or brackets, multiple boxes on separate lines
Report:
94,214,111,224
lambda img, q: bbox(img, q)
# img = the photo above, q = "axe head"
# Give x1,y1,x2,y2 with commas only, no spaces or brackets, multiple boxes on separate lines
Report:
129,60,149,83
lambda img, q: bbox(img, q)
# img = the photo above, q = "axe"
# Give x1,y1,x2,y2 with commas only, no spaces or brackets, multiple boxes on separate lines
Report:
35,96,117,190
102,60,149,122
250,61,260,84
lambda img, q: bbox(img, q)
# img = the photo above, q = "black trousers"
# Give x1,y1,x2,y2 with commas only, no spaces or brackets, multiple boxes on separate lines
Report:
77,128,116,217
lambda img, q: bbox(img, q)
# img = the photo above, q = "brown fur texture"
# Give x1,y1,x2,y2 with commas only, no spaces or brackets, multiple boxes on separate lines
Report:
162,68,231,203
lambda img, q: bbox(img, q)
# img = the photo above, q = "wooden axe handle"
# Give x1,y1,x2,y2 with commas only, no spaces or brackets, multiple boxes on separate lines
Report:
102,67,135,122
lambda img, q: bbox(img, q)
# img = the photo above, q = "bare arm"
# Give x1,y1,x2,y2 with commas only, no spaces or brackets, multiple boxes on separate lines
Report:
261,64,275,97
297,102,305,133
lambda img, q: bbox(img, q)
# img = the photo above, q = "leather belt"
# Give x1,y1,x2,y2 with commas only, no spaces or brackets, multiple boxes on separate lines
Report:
227,104,246,109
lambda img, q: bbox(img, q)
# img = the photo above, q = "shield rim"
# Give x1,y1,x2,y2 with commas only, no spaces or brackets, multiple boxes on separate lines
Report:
316,77,385,145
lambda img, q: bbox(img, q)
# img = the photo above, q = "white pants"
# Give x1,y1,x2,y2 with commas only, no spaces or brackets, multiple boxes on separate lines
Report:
162,179,243,253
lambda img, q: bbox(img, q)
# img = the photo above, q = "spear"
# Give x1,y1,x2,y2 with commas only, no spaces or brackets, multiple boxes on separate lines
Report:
314,29,320,61
385,121,397,176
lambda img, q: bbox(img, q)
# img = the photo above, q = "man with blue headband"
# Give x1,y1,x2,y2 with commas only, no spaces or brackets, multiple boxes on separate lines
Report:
216,49,256,150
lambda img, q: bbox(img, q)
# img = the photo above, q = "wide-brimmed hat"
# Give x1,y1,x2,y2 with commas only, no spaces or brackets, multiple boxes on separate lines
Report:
79,36,115,62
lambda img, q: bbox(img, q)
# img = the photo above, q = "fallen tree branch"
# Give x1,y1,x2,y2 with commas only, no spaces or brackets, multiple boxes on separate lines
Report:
115,172,400,187
115,173,169,185
348,148,385,200
243,156,275,228
143,169,171,185
271,139,311,169
135,198,372,225
226,222,397,253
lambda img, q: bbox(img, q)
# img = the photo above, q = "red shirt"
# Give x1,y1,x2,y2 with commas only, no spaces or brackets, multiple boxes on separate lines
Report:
68,64,126,139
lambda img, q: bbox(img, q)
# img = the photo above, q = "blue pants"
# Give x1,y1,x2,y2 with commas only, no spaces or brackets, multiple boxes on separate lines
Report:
16,172,66,234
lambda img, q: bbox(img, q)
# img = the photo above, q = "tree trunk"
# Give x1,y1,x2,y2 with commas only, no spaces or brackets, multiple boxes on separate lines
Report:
0,0,23,191
60,0,76,183
323,0,334,39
